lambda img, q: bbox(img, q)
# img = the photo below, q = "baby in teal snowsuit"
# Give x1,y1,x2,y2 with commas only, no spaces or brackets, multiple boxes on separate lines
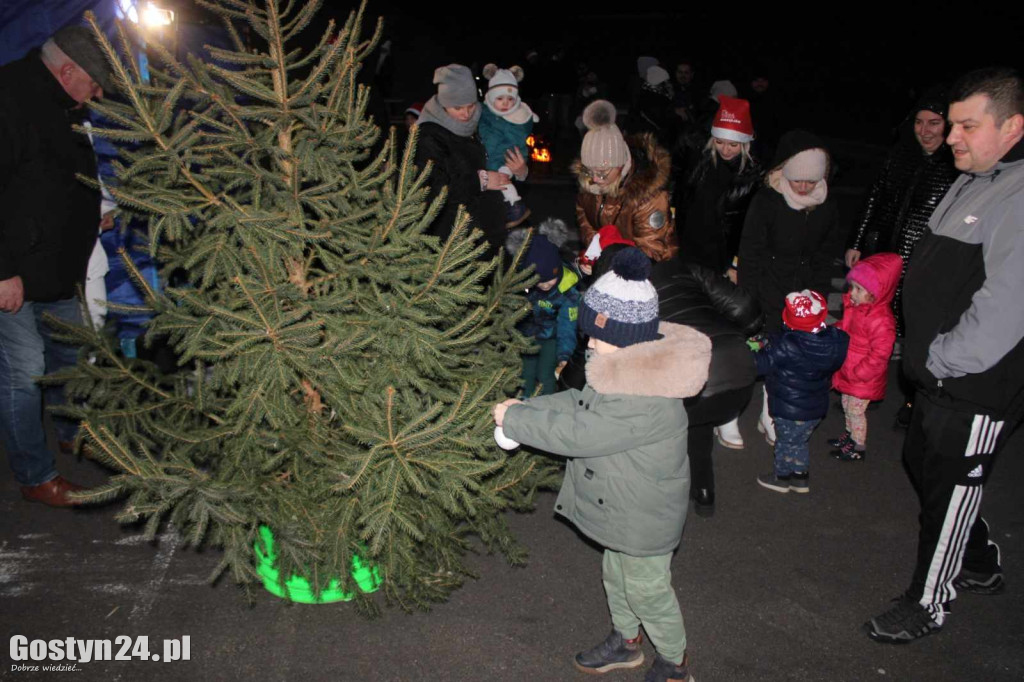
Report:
478,64,538,228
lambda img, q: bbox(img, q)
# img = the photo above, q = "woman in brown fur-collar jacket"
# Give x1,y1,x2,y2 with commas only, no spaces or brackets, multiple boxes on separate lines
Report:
573,101,678,263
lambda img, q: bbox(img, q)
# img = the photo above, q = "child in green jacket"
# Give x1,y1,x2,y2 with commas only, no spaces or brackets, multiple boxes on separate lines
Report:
493,248,710,682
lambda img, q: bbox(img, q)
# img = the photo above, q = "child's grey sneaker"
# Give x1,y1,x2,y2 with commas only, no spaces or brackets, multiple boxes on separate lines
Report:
789,472,809,493
644,652,694,682
574,629,644,674
756,472,791,493
864,595,943,644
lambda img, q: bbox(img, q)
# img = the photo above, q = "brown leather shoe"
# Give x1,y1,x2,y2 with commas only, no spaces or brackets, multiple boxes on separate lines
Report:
20,476,87,507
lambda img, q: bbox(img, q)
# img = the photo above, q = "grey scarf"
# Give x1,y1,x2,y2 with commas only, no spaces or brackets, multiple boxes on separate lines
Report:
416,95,481,137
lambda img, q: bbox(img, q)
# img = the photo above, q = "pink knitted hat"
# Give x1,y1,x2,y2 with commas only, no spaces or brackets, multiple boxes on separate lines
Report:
847,262,882,299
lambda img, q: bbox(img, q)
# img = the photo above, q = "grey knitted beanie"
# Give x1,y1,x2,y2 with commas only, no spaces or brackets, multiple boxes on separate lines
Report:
433,64,477,108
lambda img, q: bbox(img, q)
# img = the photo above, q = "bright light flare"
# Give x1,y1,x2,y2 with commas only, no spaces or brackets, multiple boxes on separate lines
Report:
142,3,174,27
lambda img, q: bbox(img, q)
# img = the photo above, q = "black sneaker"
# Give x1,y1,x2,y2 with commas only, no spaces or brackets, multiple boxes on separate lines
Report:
757,472,791,493
789,471,809,493
831,440,865,461
954,541,1005,594
864,595,944,644
954,569,1005,595
644,653,693,682
827,431,852,449
574,630,644,674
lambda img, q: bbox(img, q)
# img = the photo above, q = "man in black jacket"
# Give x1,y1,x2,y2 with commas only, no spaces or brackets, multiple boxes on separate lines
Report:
0,25,113,507
865,68,1024,644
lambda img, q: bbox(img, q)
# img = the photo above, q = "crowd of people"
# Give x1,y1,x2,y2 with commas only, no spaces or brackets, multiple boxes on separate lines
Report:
489,60,1024,679
1,21,1023,682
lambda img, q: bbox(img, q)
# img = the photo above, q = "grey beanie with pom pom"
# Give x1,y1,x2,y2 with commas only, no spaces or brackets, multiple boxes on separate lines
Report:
580,100,631,170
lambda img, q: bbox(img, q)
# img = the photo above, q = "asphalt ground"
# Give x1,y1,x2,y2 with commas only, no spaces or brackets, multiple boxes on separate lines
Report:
3,174,1023,682
3,366,1023,682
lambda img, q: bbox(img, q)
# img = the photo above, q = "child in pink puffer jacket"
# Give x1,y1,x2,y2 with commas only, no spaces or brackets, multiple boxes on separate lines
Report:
830,252,903,460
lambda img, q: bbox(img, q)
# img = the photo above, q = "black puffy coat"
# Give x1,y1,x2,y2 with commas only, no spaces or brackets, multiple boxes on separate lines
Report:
560,253,763,399
414,121,507,253
656,260,763,398
755,326,849,421
677,151,762,272
847,142,958,336
737,131,844,333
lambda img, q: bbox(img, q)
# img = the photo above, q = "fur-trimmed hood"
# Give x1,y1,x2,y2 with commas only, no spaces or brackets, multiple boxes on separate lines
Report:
586,322,712,398
573,132,671,201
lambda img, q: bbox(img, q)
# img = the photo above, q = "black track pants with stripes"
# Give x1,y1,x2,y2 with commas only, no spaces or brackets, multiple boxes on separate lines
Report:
903,391,1011,614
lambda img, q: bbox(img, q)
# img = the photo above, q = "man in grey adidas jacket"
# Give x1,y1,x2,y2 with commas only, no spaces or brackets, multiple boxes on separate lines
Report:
865,68,1024,644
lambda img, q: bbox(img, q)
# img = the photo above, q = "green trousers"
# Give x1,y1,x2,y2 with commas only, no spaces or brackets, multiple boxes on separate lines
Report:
521,337,559,396
602,549,686,665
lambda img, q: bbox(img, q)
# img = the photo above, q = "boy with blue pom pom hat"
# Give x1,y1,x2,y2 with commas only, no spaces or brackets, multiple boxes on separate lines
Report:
493,247,711,682
516,233,580,396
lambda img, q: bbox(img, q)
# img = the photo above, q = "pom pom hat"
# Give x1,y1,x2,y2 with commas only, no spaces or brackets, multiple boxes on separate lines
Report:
580,247,659,348
782,289,828,332
711,96,755,144
581,100,631,170
523,234,562,281
482,64,523,109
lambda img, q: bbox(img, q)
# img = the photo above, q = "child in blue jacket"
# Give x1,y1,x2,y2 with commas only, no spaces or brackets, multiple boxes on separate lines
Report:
518,234,580,396
752,290,848,493
478,64,538,228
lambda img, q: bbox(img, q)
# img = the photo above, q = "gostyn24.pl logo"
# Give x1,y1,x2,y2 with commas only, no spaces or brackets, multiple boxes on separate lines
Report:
10,635,190,669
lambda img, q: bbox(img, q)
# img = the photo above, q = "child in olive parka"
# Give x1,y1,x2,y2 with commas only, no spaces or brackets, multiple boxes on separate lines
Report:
493,248,710,682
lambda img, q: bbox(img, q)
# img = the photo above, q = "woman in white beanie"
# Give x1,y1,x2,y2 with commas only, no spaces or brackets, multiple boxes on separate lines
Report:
737,129,845,444
573,100,678,264
413,64,527,252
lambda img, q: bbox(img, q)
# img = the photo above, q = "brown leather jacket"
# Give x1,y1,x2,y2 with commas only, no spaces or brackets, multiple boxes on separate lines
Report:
574,133,677,262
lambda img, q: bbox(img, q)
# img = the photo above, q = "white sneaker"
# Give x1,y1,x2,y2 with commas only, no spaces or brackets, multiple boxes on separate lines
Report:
759,386,776,446
714,418,744,449
757,418,776,446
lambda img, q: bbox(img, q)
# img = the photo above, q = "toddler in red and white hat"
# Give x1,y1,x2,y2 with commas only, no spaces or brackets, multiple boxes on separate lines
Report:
751,290,849,494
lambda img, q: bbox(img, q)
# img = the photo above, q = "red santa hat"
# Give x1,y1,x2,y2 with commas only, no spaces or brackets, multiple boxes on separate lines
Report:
782,289,828,332
580,225,635,268
710,96,754,144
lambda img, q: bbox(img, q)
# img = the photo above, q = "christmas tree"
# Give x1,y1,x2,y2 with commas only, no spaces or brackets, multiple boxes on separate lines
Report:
52,0,559,609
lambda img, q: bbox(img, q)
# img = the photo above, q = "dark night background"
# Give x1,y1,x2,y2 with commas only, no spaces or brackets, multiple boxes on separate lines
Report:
159,1,1024,146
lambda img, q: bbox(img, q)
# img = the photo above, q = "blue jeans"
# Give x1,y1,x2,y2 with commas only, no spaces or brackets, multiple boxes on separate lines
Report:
0,298,82,486
773,417,820,476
